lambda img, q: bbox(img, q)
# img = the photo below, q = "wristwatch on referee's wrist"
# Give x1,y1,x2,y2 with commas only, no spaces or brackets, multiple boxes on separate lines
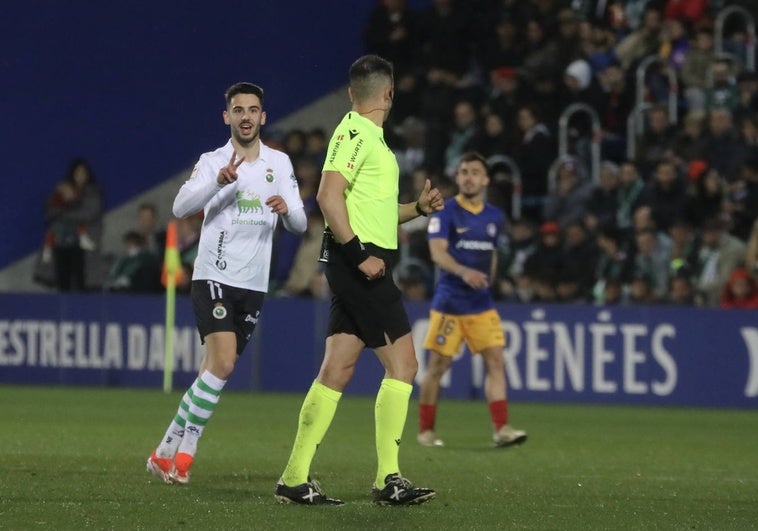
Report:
415,201,427,217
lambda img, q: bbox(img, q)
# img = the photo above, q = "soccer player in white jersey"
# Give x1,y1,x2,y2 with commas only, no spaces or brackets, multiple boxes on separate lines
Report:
146,82,307,485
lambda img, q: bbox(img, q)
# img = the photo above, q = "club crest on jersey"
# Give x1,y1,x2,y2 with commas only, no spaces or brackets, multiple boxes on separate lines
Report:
265,169,275,183
487,223,497,238
213,304,227,320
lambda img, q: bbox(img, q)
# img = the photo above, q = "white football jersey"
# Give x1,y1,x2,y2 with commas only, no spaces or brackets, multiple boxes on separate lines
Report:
173,140,304,292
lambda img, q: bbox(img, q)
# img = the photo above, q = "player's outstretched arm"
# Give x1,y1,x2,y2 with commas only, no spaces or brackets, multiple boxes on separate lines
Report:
173,151,244,218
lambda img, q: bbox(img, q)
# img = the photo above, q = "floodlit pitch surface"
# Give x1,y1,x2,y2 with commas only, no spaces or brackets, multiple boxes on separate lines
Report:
1,386,756,530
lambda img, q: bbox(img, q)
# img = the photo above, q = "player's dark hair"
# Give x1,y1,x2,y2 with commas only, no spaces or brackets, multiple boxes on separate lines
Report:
225,82,265,107
458,151,488,173
349,55,394,101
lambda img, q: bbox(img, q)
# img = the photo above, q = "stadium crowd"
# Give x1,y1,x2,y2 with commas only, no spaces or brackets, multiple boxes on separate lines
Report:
40,0,758,309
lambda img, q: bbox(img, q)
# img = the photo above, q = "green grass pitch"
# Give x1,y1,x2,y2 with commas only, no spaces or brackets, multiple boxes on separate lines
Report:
1,385,756,530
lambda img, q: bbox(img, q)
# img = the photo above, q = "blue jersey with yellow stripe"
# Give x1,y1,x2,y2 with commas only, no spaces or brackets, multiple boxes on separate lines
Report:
428,196,504,315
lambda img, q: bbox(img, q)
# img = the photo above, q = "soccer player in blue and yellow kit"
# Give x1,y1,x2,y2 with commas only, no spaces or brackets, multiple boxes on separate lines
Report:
418,151,527,448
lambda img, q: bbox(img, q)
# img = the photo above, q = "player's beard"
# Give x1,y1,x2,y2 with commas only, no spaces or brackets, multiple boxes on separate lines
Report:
232,122,259,147
459,185,483,201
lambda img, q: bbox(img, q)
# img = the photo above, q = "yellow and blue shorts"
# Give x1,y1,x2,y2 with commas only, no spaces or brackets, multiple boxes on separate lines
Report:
423,309,505,357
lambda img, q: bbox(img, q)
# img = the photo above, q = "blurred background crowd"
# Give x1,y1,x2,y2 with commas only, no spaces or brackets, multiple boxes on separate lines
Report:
38,0,758,309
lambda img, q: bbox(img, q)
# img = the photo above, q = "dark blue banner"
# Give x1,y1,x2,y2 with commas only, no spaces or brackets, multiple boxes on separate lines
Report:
0,294,756,408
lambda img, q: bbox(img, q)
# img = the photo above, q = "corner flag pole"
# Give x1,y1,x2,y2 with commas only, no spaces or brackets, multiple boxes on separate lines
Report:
162,221,184,393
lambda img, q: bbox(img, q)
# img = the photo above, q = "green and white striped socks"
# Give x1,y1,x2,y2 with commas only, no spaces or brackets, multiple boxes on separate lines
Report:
156,370,227,458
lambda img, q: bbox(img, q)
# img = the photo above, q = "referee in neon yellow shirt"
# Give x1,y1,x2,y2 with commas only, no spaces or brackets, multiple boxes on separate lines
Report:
275,54,444,506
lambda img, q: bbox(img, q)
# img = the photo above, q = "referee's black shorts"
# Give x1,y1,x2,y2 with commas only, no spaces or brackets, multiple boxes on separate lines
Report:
325,241,411,349
191,279,264,355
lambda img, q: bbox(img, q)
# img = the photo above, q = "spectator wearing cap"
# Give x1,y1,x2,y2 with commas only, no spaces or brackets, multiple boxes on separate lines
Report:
694,217,747,306
487,66,527,128
543,156,594,228
720,268,758,309
663,0,708,25
523,221,564,298
560,59,606,128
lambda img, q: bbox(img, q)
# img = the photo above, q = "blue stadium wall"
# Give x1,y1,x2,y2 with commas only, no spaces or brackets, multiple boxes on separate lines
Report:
1,293,757,409
0,0,393,267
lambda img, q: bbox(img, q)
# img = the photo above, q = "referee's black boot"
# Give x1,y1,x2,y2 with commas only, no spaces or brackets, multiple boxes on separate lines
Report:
372,473,436,506
275,478,344,506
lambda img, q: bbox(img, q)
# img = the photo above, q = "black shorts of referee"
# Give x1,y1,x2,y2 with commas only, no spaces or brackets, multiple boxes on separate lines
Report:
325,240,411,349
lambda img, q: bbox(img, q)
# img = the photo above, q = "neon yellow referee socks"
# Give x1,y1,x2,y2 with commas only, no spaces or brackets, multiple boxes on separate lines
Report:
375,378,412,487
281,380,341,486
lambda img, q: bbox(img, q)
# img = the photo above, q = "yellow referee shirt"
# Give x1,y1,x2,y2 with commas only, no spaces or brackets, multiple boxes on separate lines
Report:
322,111,399,249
